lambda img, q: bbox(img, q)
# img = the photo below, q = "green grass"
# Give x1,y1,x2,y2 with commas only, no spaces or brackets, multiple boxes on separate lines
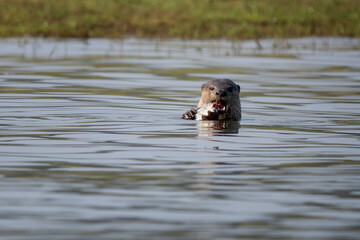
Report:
1,0,359,39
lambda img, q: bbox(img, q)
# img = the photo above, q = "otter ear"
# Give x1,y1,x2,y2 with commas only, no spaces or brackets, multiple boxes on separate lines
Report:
201,83,206,90
237,85,241,92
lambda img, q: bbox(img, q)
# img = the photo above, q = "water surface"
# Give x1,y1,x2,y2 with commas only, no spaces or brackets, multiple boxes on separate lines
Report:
1,37,360,240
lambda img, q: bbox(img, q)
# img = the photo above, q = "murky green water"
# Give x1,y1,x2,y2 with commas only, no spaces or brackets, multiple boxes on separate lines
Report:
1,37,360,240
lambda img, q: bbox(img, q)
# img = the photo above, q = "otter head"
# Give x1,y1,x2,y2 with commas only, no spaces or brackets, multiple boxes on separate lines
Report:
199,79,241,120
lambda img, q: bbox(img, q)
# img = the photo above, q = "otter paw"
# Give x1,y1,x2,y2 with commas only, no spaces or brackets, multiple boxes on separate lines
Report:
182,108,197,119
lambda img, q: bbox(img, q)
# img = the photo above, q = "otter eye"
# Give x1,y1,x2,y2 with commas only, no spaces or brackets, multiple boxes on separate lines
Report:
209,87,214,91
228,87,232,92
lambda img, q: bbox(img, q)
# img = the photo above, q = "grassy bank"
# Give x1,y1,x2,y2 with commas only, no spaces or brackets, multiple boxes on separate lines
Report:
1,0,359,39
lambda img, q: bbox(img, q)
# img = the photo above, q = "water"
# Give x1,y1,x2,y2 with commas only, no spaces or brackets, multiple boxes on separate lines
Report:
1,37,360,240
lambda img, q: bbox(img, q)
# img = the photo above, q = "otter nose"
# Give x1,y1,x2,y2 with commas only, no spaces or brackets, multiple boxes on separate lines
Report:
216,90,227,97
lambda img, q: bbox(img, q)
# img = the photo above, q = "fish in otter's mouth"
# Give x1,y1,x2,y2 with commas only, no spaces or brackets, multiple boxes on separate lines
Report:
210,100,226,114
195,100,227,120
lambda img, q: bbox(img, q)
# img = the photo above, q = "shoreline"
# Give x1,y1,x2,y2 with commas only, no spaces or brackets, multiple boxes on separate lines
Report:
1,0,359,40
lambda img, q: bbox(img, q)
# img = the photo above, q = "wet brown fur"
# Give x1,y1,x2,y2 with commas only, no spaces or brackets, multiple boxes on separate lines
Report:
182,79,241,121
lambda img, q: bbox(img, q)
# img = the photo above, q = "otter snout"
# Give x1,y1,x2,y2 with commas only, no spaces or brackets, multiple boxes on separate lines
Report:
216,90,227,97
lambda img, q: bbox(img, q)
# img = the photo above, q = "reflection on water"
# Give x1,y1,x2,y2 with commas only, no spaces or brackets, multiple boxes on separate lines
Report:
0,37,360,240
197,121,241,135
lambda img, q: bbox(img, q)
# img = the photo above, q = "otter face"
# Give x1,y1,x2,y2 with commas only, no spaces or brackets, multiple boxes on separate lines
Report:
200,79,240,119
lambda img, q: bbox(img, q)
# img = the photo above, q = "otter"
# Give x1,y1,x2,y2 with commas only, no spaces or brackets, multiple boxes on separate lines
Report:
182,79,241,121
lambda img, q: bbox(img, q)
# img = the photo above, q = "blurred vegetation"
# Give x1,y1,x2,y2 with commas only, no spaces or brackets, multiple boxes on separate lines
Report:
0,0,359,39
